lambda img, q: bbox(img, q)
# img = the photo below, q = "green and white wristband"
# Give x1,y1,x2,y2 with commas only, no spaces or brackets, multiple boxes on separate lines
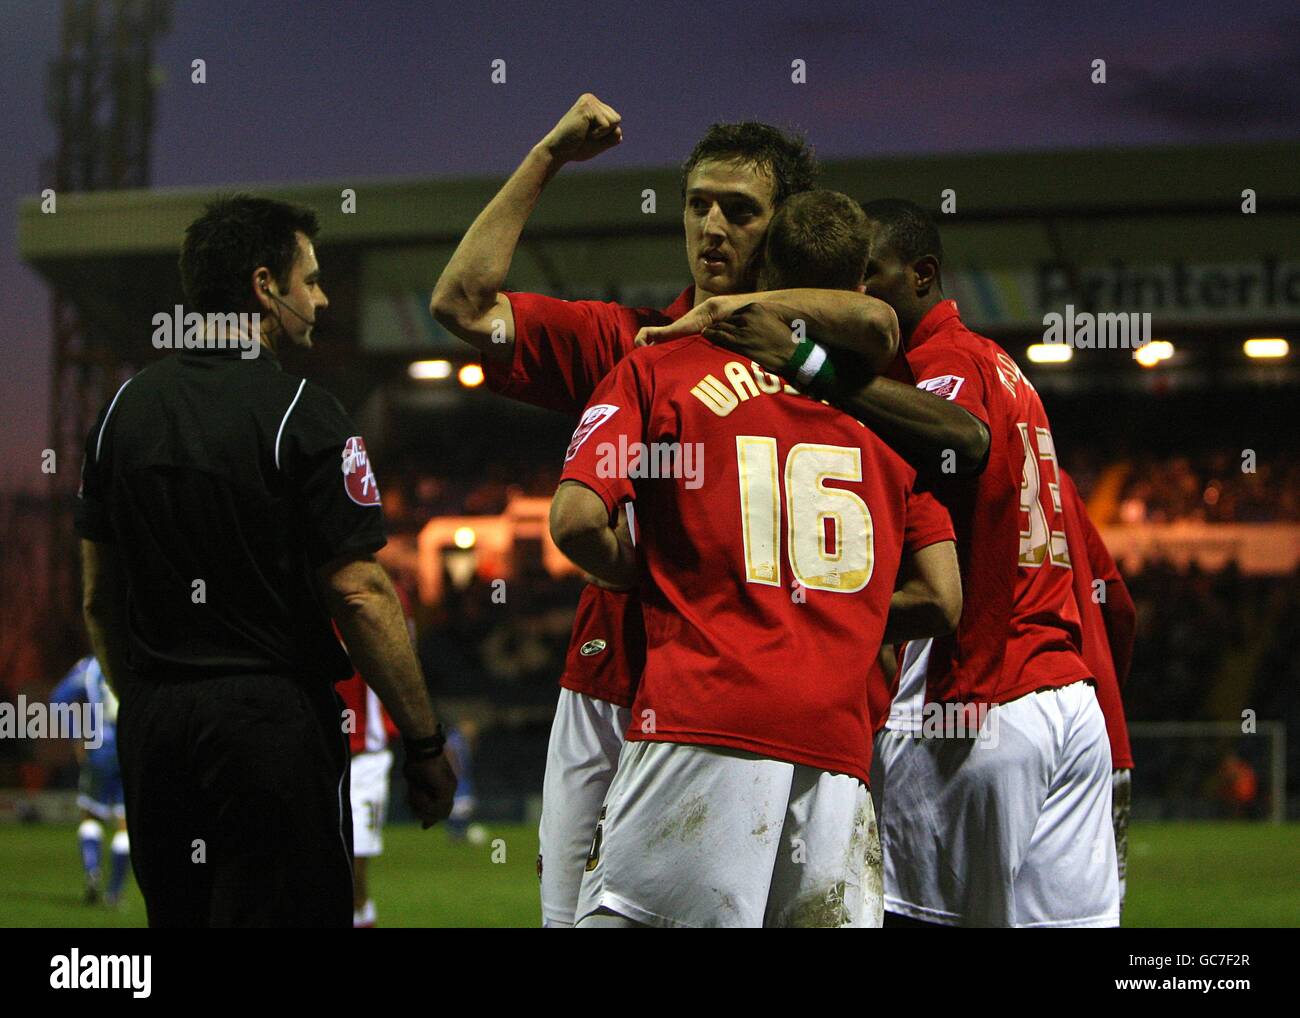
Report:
787,339,837,399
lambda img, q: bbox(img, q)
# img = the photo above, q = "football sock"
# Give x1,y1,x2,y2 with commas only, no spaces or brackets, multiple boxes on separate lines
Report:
108,829,130,897
353,899,376,927
77,818,103,883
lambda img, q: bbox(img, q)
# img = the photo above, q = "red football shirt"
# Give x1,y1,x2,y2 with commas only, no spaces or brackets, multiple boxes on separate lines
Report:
1060,470,1135,769
891,300,1092,712
868,655,899,736
481,287,696,707
561,337,954,785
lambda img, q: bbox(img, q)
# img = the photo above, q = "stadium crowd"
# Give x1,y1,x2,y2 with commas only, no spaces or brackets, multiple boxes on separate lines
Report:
1112,452,1300,524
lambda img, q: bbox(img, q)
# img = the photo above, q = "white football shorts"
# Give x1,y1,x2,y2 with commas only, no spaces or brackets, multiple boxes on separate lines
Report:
575,739,881,928
874,680,1118,927
349,748,392,858
538,688,631,927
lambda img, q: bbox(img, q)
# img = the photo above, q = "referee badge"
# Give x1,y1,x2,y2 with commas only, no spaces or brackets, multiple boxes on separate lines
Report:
341,436,382,506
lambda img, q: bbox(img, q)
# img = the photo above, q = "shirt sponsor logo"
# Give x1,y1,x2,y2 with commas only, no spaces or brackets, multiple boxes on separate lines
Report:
579,639,607,657
566,404,619,462
916,374,965,401
342,436,381,506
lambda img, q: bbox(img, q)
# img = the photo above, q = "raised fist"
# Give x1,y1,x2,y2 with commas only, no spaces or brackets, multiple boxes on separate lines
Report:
538,93,623,164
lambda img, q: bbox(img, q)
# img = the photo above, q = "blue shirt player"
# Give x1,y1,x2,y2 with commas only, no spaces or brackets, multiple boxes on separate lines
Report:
50,655,130,906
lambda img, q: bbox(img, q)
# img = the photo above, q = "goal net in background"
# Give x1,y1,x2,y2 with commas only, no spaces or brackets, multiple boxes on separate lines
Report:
1128,721,1287,823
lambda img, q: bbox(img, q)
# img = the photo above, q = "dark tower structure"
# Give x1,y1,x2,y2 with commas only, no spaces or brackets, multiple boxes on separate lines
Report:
43,0,171,645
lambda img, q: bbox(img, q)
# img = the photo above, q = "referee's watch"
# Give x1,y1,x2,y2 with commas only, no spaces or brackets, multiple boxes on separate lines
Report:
403,725,447,760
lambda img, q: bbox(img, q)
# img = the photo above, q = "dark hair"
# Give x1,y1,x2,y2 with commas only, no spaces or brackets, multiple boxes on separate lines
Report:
681,122,818,207
179,194,319,314
763,190,869,291
860,197,943,268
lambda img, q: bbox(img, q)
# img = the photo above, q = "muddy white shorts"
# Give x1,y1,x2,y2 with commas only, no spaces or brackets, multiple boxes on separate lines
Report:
575,739,880,928
874,680,1118,927
538,689,631,927
349,748,392,858
1112,767,1131,917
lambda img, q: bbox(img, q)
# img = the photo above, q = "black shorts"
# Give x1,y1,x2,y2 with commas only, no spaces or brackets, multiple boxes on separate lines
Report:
117,672,353,927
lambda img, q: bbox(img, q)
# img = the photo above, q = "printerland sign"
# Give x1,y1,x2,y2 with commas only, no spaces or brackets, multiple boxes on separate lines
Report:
949,257,1300,327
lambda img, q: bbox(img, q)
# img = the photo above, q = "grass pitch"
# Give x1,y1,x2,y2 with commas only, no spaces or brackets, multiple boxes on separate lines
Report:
0,821,1294,927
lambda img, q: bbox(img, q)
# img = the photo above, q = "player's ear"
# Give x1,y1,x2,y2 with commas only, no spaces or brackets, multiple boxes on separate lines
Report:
912,255,940,297
252,268,274,307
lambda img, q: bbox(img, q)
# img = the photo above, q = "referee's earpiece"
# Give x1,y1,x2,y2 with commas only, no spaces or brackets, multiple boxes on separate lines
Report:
259,280,313,325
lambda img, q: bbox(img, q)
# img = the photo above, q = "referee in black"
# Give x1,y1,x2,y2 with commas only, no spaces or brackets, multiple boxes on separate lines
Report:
76,195,457,927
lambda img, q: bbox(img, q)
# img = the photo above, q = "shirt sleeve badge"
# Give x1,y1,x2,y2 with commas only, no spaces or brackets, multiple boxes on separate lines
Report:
341,436,382,506
916,374,965,401
565,404,619,462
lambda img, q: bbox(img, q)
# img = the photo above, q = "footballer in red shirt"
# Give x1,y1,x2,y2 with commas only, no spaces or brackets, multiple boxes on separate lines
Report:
550,191,958,928
1060,468,1137,914
430,94,820,925
848,199,1120,927
634,199,1123,925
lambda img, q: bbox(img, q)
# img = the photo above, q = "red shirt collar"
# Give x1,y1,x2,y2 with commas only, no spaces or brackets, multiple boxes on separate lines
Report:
663,286,696,320
907,299,961,351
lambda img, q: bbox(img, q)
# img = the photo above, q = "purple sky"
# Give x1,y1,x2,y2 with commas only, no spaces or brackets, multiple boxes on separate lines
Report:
2,0,1297,491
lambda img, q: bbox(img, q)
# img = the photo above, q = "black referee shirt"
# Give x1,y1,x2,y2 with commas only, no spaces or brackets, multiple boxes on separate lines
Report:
75,343,387,684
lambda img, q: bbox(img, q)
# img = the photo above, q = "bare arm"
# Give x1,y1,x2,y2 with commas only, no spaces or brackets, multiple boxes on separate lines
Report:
549,481,636,590
637,293,984,477
759,291,899,373
429,93,622,357
80,540,134,699
316,554,441,740
700,302,987,477
636,290,900,375
834,376,990,478
883,540,962,644
317,554,457,826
